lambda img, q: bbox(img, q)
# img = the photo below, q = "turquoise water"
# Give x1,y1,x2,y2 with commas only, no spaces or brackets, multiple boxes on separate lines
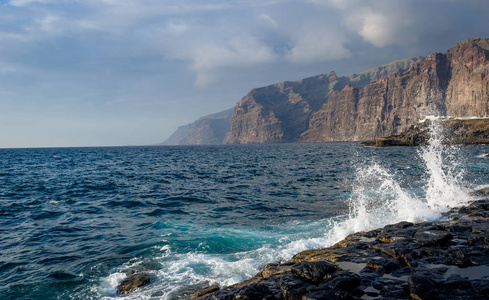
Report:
1,142,488,299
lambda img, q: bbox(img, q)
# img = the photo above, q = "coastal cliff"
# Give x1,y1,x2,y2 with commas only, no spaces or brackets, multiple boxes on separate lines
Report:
226,57,423,144
161,108,233,145
226,38,489,144
192,198,489,299
300,38,489,142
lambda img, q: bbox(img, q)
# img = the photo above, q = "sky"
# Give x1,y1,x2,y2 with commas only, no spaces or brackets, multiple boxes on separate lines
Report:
1,0,489,148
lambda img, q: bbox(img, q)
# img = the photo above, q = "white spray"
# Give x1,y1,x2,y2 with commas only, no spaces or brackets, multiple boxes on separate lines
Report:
330,119,473,242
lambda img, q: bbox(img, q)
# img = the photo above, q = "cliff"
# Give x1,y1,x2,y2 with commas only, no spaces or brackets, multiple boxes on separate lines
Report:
226,57,423,144
301,38,489,142
226,38,489,144
161,108,233,145
192,198,489,299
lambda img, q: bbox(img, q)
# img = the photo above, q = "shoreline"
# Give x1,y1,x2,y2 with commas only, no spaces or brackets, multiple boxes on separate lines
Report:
191,195,489,299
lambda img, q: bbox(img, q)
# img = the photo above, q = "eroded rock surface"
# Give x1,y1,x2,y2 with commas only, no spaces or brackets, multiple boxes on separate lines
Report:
192,199,489,299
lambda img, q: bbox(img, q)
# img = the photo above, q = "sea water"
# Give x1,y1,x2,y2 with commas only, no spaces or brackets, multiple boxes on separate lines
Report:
1,123,488,299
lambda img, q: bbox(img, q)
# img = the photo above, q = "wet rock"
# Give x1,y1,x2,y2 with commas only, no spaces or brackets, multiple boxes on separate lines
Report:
234,280,282,300
291,261,337,284
413,229,452,246
260,262,293,278
279,273,311,300
408,274,439,300
190,286,220,300
117,272,150,294
321,271,361,292
472,279,489,294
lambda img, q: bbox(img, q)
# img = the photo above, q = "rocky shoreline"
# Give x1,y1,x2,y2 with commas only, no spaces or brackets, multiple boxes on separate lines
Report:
191,195,489,299
362,118,489,147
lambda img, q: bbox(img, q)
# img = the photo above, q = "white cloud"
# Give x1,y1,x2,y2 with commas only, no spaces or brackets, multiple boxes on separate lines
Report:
346,8,397,47
286,29,351,64
309,0,413,48
187,36,278,86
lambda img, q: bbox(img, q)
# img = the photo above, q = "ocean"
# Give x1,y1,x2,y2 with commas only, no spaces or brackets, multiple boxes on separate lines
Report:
1,122,489,299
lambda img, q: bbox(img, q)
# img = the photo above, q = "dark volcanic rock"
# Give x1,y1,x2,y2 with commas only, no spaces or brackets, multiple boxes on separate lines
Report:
291,261,337,284
117,272,150,294
192,199,489,299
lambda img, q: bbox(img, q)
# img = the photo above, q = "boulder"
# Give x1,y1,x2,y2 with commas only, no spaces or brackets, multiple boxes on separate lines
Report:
117,272,150,294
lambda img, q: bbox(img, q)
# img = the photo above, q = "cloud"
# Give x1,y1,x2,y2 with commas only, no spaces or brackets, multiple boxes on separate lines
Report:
186,36,278,86
308,0,414,47
286,29,351,64
346,8,399,47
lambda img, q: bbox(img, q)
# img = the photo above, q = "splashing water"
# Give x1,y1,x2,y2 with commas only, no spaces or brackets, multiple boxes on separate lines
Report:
332,119,473,241
421,120,469,208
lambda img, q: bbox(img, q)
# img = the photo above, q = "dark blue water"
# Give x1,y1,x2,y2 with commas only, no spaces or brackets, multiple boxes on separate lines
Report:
1,143,488,299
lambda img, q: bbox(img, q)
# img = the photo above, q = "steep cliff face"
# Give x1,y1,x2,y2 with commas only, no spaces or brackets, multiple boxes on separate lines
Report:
161,108,233,145
226,57,422,144
301,52,450,142
300,38,489,142
446,38,489,116
226,72,346,143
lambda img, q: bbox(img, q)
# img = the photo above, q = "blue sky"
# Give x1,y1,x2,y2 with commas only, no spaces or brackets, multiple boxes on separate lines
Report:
0,0,488,148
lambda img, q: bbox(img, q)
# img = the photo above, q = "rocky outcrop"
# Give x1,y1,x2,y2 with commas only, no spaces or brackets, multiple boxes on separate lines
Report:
161,108,233,145
117,271,151,294
363,118,489,146
192,199,489,299
226,58,423,144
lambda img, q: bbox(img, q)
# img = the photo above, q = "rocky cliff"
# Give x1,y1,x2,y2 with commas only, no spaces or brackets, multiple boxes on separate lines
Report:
161,108,233,145
226,38,489,144
226,57,423,144
301,38,489,142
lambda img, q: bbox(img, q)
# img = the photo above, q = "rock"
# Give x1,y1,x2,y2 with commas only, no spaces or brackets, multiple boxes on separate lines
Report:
365,118,489,147
291,261,337,284
408,274,439,300
190,285,220,300
413,229,452,246
117,273,150,294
